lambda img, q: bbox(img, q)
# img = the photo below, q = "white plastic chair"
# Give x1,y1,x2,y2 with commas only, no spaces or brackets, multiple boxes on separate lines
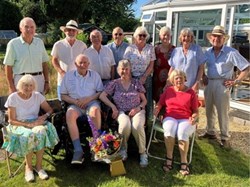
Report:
146,116,196,164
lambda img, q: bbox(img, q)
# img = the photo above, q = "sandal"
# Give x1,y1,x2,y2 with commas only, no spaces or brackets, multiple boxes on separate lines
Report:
162,157,173,172
179,163,190,176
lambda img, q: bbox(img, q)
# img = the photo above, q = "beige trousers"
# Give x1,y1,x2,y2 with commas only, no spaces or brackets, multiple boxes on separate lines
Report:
117,110,146,154
204,79,230,140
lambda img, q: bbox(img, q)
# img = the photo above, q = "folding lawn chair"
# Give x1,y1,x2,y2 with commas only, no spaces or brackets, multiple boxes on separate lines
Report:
146,115,196,164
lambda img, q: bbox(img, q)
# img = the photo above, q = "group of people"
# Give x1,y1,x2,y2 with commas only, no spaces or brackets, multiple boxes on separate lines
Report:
1,16,249,182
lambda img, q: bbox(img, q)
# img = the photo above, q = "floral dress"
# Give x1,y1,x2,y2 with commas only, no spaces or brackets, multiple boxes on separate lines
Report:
1,92,59,157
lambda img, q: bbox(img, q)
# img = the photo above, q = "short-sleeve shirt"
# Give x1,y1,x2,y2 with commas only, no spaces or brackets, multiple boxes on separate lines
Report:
169,43,206,87
60,69,103,99
3,36,49,74
123,44,156,77
5,92,45,121
84,45,116,80
51,38,87,85
107,41,129,78
104,78,146,112
159,86,198,119
205,45,250,79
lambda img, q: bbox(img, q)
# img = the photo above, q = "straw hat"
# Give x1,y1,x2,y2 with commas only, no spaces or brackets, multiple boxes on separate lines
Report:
60,20,83,33
206,25,229,43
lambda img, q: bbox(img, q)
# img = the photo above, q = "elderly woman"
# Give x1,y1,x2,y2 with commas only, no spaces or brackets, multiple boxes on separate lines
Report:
99,59,148,167
124,26,156,123
2,75,59,182
168,28,206,93
154,70,199,176
153,26,175,102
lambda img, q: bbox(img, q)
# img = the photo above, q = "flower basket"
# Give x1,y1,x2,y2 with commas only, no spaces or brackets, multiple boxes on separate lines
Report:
87,117,123,164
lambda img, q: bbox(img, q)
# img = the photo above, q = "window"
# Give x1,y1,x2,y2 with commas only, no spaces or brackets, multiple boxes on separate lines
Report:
141,12,154,22
155,11,167,21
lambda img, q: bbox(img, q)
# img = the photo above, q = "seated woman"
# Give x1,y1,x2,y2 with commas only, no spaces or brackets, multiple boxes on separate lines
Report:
2,75,59,182
99,59,148,167
153,69,198,176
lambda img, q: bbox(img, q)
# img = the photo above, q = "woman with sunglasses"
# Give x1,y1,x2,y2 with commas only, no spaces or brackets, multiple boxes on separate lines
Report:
168,28,206,93
124,26,156,125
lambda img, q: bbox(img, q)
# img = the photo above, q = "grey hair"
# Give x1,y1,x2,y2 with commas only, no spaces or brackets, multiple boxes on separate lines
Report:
178,28,194,43
90,29,103,40
16,74,38,92
133,26,150,40
117,59,132,73
19,17,36,29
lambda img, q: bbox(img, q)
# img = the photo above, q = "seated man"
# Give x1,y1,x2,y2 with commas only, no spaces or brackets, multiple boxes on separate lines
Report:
60,54,103,164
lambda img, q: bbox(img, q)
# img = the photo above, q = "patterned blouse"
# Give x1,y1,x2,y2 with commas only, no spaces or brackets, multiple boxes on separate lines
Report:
104,78,146,112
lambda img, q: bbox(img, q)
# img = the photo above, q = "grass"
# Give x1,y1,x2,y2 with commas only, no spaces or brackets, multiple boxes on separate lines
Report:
0,49,250,186
0,137,249,187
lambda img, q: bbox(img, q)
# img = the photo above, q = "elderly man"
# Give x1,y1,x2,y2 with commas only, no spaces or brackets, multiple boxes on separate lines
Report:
107,27,129,78
51,20,87,100
60,54,103,164
200,25,250,148
84,29,115,85
4,17,50,94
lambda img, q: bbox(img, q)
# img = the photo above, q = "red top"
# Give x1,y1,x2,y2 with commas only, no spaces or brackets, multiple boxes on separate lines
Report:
159,86,198,119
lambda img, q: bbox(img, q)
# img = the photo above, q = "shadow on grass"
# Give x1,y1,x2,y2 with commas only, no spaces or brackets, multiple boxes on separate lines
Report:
195,135,249,179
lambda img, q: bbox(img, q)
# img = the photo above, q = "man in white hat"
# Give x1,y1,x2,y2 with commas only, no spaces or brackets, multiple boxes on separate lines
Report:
51,20,87,100
4,17,50,94
199,25,250,148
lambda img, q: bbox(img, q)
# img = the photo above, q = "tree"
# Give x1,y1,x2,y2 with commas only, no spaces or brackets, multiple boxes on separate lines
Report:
0,0,22,32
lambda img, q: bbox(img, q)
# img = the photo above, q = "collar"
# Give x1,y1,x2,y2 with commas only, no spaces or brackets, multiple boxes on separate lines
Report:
20,36,36,45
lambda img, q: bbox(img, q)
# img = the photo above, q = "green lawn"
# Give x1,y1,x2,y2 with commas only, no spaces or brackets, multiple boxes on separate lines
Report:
0,137,249,187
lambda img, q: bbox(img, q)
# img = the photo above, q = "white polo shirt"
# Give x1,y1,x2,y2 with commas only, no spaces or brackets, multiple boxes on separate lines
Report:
51,38,87,85
84,45,115,80
60,69,103,99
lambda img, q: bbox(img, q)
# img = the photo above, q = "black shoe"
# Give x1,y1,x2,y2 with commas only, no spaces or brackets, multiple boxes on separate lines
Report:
199,133,217,139
220,140,231,148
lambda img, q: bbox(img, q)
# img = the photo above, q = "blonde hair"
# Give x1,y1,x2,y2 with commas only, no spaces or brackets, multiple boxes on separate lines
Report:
16,74,37,92
133,26,150,40
178,28,194,43
159,26,171,36
117,59,132,75
168,69,186,85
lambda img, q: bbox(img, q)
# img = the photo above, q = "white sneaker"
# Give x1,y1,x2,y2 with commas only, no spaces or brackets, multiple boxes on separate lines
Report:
37,169,49,180
25,170,34,182
140,153,148,167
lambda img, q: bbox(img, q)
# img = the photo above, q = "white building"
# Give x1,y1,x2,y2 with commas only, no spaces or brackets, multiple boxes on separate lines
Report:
140,0,250,47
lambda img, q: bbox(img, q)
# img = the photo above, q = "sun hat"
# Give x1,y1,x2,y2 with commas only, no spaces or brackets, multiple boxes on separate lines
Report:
60,20,83,33
206,25,229,43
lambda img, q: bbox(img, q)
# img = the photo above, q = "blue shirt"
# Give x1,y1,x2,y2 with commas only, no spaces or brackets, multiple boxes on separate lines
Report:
205,45,249,79
169,43,206,87
107,41,129,78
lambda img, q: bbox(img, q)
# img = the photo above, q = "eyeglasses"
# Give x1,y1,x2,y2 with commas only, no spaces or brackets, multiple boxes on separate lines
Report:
114,33,123,36
138,34,146,38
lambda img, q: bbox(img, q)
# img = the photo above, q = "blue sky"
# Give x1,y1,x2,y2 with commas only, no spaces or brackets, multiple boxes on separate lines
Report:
132,0,150,18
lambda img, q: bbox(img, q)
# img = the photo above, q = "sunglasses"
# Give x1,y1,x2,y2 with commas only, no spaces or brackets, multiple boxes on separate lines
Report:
138,34,146,38
114,33,123,36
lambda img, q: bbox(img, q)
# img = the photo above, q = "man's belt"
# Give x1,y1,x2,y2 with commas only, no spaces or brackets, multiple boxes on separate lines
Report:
19,72,42,76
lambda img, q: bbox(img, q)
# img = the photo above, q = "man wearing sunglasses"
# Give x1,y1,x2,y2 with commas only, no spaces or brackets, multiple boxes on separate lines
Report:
107,27,129,78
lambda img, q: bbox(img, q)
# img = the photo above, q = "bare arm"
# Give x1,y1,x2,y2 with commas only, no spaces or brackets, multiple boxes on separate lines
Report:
52,56,65,77
192,64,205,93
140,60,154,84
5,65,16,94
42,62,50,94
224,66,250,88
111,65,115,80
99,91,118,119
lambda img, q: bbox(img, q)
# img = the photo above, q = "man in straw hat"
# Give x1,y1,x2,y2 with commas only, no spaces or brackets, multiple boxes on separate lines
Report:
199,25,249,148
51,20,87,100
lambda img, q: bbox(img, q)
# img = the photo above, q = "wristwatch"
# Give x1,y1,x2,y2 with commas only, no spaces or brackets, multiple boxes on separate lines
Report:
234,79,241,85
